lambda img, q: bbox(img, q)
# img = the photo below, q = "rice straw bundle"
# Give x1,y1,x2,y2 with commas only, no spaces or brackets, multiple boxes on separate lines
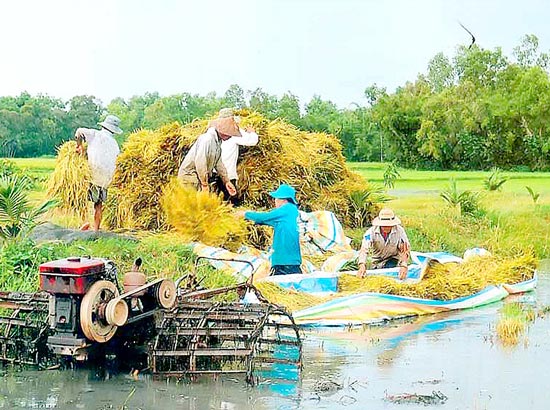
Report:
160,179,248,250
47,141,91,219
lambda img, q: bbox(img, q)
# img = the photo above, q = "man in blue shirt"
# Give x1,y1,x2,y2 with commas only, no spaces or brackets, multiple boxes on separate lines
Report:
237,184,302,275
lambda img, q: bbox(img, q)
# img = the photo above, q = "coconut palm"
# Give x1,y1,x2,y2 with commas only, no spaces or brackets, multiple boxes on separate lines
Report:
0,174,57,241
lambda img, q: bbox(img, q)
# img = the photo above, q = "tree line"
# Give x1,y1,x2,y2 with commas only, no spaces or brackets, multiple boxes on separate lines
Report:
1,34,549,170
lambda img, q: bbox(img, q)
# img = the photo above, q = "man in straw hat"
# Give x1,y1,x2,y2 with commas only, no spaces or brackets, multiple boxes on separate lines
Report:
357,208,411,280
75,114,122,231
236,184,302,276
177,115,238,197
213,108,258,205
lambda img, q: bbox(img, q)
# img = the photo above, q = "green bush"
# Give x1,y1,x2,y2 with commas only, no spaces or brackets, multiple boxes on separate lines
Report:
440,178,483,217
484,167,508,191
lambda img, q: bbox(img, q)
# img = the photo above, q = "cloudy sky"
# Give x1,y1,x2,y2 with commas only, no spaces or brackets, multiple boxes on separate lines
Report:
1,0,548,107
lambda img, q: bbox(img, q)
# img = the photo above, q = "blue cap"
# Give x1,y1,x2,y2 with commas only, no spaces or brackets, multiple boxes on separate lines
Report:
269,184,298,205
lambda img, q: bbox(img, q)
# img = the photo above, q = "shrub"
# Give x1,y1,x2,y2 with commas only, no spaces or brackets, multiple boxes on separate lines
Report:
440,178,483,217
484,167,508,191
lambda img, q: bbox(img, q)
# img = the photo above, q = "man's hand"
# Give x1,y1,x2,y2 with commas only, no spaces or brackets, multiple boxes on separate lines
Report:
201,184,209,193
226,182,237,197
398,266,408,280
235,210,246,218
245,126,255,133
75,144,84,155
357,263,366,278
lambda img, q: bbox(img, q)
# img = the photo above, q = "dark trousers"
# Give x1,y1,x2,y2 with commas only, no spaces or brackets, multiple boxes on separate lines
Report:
214,176,239,206
270,265,303,276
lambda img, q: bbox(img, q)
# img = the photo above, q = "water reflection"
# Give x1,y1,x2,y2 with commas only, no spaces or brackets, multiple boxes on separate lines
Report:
1,268,549,409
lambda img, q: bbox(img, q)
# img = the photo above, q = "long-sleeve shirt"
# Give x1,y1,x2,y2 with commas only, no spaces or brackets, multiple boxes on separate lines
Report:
76,128,120,188
358,225,410,269
177,127,230,187
245,203,302,266
220,128,259,180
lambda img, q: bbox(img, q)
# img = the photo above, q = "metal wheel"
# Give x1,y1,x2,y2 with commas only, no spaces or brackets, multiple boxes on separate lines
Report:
155,279,177,309
80,280,119,343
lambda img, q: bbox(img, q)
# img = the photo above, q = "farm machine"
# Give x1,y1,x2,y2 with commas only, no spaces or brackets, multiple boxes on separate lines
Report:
0,256,302,384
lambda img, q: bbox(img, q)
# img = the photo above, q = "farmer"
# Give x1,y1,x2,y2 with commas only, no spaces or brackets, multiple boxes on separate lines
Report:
213,108,258,205
357,208,411,280
236,184,302,275
177,116,237,197
75,114,122,231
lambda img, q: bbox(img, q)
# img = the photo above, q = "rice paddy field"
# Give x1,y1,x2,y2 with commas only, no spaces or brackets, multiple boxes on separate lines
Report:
1,158,550,409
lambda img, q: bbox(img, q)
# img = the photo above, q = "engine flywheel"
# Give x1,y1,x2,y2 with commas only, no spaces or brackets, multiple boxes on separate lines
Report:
80,280,119,343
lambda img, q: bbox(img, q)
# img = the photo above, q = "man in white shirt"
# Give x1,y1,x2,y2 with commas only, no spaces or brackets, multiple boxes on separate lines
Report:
213,108,258,205
75,115,122,231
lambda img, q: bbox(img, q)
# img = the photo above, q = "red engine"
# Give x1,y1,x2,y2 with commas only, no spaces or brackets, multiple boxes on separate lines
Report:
39,257,106,295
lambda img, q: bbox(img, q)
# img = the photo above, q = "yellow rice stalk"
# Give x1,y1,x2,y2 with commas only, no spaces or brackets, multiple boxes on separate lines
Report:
255,281,329,312
496,318,526,346
47,141,91,219
160,179,248,251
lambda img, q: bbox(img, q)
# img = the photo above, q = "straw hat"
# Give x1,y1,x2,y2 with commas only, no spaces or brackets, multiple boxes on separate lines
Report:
372,208,401,226
99,115,123,134
269,184,298,205
210,117,241,137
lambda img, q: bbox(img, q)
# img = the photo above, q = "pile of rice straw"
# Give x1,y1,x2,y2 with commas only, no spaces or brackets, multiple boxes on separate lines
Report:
101,110,380,233
256,253,537,312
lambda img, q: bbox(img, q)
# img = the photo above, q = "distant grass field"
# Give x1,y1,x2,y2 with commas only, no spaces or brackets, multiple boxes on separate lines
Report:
350,162,550,258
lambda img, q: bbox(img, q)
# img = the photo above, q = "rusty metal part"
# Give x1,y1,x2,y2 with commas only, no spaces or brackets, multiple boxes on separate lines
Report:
154,279,177,309
0,291,51,365
79,280,120,343
123,270,147,296
150,291,302,385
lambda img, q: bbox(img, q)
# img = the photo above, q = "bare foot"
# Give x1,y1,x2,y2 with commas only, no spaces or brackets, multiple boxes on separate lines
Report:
80,222,91,231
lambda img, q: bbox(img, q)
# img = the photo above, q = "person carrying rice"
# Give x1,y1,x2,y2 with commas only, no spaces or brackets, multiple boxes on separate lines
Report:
357,208,411,280
236,184,302,276
213,108,258,205
75,114,122,231
177,116,238,197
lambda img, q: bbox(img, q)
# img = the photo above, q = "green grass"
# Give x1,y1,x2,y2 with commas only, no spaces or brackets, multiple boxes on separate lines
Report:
7,157,56,180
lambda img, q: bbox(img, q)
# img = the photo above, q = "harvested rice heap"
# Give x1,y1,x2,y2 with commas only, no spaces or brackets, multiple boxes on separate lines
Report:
47,141,92,219
104,110,377,234
256,253,537,312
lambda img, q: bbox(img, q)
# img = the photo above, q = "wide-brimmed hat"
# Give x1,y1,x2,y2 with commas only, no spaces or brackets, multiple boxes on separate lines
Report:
372,208,401,226
99,115,123,134
210,116,241,137
217,108,234,118
269,184,298,205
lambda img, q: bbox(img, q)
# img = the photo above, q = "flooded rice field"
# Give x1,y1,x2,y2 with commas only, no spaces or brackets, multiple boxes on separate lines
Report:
1,264,549,410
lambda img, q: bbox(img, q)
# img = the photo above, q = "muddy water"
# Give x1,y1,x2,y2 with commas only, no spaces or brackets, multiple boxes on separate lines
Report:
1,265,549,410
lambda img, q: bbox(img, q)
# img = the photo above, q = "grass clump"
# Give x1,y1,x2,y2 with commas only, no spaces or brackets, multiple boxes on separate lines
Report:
496,302,536,347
